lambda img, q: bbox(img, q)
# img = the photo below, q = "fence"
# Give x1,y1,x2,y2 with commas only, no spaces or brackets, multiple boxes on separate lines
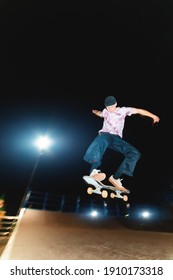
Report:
22,190,126,217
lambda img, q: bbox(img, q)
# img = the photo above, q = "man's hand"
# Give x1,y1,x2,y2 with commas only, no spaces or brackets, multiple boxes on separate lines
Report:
92,110,102,117
152,115,160,124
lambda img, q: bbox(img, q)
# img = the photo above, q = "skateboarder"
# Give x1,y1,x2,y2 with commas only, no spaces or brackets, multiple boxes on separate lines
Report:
83,96,160,193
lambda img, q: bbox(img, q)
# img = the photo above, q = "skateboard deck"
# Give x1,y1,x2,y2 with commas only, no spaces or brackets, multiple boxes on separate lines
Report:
83,175,128,202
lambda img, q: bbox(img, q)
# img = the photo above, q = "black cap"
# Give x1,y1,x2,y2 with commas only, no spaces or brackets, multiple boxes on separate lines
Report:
104,96,117,107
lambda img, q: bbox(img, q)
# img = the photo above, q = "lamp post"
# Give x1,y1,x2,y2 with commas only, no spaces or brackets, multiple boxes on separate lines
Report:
20,135,53,209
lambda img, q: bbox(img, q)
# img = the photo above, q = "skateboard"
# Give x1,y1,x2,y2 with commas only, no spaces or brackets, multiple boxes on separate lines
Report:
83,175,128,202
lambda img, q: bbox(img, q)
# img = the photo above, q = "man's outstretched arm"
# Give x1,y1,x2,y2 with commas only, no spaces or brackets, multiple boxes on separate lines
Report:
132,108,160,124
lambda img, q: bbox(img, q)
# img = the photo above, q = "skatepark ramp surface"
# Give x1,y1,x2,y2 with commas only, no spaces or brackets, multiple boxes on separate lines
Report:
1,208,173,260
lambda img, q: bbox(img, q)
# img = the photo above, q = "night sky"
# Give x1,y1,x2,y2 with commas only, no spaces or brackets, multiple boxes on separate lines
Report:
1,1,173,215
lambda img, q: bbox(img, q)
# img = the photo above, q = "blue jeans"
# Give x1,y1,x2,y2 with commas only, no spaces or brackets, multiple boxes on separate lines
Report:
83,133,141,178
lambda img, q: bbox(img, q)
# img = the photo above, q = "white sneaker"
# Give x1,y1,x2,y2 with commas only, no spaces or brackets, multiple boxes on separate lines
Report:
109,175,130,193
90,169,106,182
90,169,101,176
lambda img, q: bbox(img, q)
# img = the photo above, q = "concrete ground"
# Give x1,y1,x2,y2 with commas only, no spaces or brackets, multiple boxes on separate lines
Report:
1,208,173,260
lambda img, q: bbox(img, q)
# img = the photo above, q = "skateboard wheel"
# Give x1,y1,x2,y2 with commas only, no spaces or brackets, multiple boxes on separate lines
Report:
123,195,128,202
110,192,116,199
101,190,108,198
87,187,93,195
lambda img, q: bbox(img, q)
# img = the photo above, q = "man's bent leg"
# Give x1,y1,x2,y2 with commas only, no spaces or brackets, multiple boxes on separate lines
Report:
108,135,141,189
114,146,141,179
85,133,111,181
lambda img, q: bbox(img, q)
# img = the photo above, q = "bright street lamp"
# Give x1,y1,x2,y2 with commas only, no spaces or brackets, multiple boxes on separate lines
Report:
33,135,53,153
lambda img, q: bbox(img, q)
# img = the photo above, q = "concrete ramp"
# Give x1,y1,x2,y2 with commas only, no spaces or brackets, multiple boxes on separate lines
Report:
1,208,173,260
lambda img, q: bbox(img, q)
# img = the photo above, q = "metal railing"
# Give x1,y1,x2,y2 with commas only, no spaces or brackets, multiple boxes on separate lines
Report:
20,190,124,217
0,215,18,237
